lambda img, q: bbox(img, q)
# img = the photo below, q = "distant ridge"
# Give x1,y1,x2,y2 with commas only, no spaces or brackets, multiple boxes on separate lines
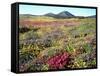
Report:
44,13,56,17
87,15,96,18
44,11,75,18
20,11,96,19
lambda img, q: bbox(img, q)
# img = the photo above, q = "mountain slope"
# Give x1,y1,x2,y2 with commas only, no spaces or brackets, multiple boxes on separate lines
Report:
44,11,75,18
44,13,56,17
57,11,75,18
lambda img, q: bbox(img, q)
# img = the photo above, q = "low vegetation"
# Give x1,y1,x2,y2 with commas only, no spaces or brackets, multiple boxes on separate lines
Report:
19,17,96,72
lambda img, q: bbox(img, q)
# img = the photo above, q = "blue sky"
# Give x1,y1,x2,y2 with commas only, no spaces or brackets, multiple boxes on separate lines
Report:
19,4,96,17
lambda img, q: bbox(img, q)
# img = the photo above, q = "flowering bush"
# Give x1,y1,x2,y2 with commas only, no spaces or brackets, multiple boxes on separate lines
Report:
47,52,70,69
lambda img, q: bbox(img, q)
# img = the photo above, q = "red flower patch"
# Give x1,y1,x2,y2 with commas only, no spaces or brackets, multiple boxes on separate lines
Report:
47,52,70,69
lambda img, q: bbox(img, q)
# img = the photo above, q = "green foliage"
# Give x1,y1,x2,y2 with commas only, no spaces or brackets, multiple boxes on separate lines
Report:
87,59,96,67
47,48,61,57
19,30,40,41
74,56,87,68
19,51,36,65
83,43,92,53
65,43,74,53
41,64,49,71
27,63,43,71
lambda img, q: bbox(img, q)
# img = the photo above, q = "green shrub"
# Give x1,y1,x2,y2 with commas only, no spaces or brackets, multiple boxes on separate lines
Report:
19,51,36,65
83,43,92,53
65,43,74,53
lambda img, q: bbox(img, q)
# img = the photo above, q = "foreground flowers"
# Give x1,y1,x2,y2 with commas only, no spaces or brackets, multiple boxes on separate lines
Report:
47,52,70,69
